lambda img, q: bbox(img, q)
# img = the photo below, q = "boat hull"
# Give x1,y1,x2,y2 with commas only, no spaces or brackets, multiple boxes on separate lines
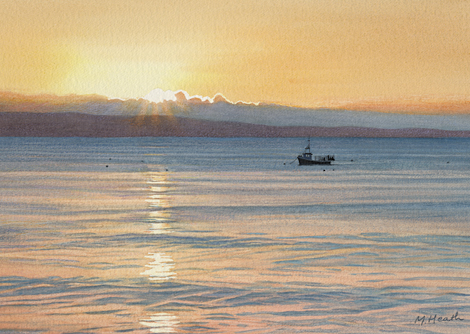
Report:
297,156,331,165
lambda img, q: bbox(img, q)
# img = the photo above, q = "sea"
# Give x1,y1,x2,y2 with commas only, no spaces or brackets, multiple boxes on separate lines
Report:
1,137,470,334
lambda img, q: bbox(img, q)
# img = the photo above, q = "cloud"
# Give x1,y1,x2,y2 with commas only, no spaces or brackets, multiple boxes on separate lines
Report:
143,89,177,104
142,89,261,109
2,91,470,131
0,91,156,117
174,91,188,103
336,97,470,115
213,93,229,103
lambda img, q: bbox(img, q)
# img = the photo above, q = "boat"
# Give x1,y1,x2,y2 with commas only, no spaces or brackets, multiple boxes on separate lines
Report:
297,138,334,165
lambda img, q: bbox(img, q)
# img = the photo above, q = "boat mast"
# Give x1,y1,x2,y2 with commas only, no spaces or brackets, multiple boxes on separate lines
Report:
305,137,311,153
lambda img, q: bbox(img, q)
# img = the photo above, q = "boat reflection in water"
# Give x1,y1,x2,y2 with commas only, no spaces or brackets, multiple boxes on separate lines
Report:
297,138,335,165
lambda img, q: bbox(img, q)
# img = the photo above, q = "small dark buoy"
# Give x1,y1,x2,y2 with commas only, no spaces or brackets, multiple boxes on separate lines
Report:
323,169,325,171
447,161,450,163
106,165,108,168
109,158,112,160
165,169,168,171
351,159,354,162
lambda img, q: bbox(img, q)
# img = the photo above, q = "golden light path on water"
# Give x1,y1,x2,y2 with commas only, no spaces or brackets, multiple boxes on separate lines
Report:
140,313,179,334
140,172,179,333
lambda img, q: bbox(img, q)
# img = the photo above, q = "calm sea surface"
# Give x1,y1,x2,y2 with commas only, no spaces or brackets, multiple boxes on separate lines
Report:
1,137,470,333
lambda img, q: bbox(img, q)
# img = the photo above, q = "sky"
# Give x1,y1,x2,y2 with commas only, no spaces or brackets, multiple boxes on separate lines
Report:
1,0,469,109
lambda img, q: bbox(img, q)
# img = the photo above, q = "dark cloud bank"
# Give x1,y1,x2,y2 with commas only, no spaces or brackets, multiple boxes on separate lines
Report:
1,92,470,137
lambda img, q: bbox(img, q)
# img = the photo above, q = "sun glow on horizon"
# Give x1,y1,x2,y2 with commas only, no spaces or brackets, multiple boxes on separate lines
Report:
142,88,259,106
143,89,178,104
143,88,216,104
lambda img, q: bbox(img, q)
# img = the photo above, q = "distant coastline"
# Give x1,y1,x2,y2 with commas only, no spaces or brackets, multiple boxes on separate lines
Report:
1,112,470,138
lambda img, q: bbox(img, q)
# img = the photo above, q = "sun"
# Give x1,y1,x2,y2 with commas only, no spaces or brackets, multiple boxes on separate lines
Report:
143,89,178,104
143,89,218,104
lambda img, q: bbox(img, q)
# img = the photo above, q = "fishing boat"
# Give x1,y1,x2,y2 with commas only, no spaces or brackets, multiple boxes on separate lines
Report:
297,138,334,165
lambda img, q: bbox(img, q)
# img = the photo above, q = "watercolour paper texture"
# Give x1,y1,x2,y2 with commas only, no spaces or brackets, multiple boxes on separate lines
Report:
1,1,470,333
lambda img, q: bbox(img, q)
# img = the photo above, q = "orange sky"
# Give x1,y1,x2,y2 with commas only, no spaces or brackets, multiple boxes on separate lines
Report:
1,0,469,109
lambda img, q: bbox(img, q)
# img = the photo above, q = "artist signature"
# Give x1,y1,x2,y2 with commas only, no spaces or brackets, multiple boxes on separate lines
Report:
415,312,464,325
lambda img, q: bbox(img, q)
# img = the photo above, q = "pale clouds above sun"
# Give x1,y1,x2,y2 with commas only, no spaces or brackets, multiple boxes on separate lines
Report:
143,88,250,106
144,89,180,104
144,89,216,104
0,0,469,108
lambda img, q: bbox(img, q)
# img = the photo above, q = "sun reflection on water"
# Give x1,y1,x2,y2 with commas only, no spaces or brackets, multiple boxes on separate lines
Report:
140,313,179,333
140,252,176,281
149,222,172,234
146,174,173,234
141,172,176,280
140,171,178,333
